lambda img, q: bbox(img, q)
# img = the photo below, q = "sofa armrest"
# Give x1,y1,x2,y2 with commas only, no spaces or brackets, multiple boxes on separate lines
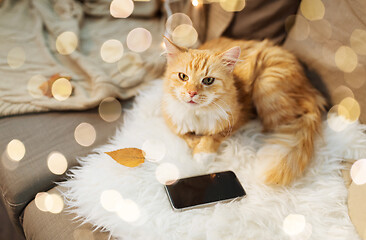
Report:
0,100,132,230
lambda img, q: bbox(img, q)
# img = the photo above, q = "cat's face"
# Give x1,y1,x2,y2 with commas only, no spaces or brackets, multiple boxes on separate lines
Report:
163,38,240,108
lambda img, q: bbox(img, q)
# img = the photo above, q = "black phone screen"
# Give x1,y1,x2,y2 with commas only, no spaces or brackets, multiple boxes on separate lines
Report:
165,171,246,210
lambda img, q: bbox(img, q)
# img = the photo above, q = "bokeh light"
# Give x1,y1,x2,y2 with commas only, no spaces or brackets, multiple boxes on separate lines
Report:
283,214,306,236
335,46,358,73
27,75,46,98
166,13,193,35
350,29,366,56
321,40,341,67
327,105,351,132
350,159,366,185
74,122,96,147
6,139,25,161
47,151,68,175
331,85,354,104
160,41,166,50
126,28,152,53
192,0,199,7
35,192,49,212
338,97,360,122
344,65,366,89
300,0,325,21
117,199,140,222
309,19,332,42
141,139,166,162
100,189,123,212
172,24,198,48
51,78,72,101
56,31,78,55
155,163,180,185
285,15,309,41
110,0,134,18
45,193,64,214
117,52,143,77
100,39,124,63
1,150,19,171
219,0,246,12
73,229,95,240
98,97,122,122
7,47,25,69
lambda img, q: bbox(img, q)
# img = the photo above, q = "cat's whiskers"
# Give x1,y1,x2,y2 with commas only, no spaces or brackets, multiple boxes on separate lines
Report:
197,95,208,104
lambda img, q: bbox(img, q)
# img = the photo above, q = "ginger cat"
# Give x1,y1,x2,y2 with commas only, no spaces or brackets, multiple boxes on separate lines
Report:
161,37,325,186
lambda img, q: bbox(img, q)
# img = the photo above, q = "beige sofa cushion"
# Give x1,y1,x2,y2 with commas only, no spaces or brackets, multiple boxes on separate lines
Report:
342,161,366,240
348,183,366,240
0,100,131,229
23,187,113,240
283,0,366,123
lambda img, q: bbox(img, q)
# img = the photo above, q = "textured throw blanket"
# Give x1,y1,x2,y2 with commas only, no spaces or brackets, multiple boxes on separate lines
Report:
0,0,232,117
0,0,165,116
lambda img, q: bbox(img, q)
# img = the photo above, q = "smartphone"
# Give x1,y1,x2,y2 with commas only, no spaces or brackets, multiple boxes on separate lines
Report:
164,171,246,211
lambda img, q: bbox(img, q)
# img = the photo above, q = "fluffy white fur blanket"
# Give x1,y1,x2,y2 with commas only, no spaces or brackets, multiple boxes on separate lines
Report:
61,80,366,240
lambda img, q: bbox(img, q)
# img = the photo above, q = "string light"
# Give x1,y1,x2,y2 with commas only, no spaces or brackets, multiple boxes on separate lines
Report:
300,0,325,21
100,39,124,63
6,139,25,161
335,46,358,73
172,24,198,47
126,28,152,53
74,122,96,147
100,189,123,212
98,97,122,122
142,139,166,162
51,78,72,101
351,159,366,185
47,151,68,175
110,0,134,18
117,199,141,222
165,13,193,35
220,0,246,12
7,47,25,69
155,162,180,185
283,214,306,235
27,75,46,98
56,31,78,55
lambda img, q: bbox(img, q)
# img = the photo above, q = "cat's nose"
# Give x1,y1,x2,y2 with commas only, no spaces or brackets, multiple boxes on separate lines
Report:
188,91,197,98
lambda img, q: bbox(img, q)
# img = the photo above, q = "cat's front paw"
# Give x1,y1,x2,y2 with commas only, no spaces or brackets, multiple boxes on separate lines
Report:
193,152,217,166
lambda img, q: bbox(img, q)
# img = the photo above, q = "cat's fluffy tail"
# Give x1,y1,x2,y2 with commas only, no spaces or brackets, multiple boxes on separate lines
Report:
256,111,323,186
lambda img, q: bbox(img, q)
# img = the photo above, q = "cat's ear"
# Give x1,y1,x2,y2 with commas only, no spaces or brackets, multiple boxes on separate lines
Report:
163,36,186,62
220,46,241,72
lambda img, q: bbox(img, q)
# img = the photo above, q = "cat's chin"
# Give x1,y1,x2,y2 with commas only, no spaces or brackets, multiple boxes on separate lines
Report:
183,100,201,107
183,100,213,108
172,95,211,108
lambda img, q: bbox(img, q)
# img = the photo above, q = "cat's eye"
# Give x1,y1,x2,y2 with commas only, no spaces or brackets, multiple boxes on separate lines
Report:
202,77,215,85
178,72,189,81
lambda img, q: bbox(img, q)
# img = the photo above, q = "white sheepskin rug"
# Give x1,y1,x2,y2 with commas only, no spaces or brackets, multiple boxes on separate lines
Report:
61,80,366,240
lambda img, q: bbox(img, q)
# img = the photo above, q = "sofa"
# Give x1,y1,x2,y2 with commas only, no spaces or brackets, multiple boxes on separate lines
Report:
1,0,365,239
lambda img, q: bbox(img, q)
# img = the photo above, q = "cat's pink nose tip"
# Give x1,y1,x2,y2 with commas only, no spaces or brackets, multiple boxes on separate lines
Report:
188,91,197,97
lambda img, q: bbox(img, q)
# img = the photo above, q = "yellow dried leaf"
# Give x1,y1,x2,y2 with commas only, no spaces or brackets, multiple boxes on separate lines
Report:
39,73,71,98
105,148,145,167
